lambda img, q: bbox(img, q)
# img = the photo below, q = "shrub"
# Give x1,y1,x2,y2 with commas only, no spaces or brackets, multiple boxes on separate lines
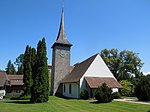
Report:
112,92,121,99
135,76,150,101
94,83,113,103
120,80,133,96
80,90,89,100
20,95,31,100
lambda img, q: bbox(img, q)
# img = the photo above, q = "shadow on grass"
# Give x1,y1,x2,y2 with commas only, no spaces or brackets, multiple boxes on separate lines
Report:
147,110,150,112
5,100,32,104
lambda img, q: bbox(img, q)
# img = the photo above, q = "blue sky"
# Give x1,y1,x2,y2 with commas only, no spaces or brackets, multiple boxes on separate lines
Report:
0,0,150,73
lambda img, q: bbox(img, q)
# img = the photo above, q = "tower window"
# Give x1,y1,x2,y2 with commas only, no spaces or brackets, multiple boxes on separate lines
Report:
64,84,65,93
69,84,71,94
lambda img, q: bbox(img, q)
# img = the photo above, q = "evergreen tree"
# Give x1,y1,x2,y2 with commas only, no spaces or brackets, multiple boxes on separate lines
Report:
94,83,113,103
135,76,150,101
23,45,33,96
6,60,16,74
31,38,49,103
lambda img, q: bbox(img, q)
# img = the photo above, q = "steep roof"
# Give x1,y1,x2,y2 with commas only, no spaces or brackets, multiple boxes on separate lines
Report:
52,8,72,48
0,71,9,87
85,77,122,88
61,54,98,83
7,75,23,86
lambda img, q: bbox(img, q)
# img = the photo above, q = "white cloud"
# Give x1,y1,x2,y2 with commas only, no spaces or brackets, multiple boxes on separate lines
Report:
143,72,150,76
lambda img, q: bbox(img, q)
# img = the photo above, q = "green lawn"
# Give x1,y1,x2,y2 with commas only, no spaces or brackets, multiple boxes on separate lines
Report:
0,96,149,112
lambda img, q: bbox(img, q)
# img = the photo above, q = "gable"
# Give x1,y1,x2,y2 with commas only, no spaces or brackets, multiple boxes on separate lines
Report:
83,54,115,78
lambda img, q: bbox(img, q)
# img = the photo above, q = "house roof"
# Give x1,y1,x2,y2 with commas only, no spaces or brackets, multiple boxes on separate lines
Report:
85,77,122,88
61,54,98,83
0,71,9,87
7,75,24,86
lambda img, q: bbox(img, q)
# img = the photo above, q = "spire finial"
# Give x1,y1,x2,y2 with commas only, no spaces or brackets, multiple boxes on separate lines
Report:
62,0,64,9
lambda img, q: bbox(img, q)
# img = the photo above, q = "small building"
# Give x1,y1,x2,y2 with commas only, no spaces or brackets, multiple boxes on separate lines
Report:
7,75,24,94
0,71,10,99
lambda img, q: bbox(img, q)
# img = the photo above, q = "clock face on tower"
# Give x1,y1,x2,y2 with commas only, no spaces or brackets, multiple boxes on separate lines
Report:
60,50,65,58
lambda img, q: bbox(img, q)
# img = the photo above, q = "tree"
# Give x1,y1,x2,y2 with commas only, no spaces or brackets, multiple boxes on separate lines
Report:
100,49,143,81
120,80,133,96
15,54,24,75
23,45,33,96
94,83,112,103
6,60,16,74
135,76,150,101
31,38,49,103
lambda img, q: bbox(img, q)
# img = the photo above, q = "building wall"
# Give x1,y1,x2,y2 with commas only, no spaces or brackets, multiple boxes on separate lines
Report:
63,83,79,98
51,45,71,95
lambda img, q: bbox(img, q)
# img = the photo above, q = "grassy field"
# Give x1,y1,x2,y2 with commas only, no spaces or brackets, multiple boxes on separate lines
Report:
0,96,149,112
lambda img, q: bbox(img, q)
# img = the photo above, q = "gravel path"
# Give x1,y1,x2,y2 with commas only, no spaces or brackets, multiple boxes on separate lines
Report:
114,98,150,105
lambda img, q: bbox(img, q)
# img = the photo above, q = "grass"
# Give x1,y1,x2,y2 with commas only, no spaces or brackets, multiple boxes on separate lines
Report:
0,96,149,112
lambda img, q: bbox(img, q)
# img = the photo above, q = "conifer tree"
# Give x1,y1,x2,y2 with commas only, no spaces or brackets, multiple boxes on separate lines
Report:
31,38,49,103
23,45,33,96
6,60,16,74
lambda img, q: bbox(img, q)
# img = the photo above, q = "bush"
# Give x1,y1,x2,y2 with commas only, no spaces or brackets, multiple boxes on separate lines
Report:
112,92,121,99
94,83,113,103
135,76,150,101
80,90,89,100
5,94,20,100
120,80,133,96
20,95,31,100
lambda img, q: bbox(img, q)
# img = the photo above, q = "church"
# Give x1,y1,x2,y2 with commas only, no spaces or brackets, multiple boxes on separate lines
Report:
50,7,121,98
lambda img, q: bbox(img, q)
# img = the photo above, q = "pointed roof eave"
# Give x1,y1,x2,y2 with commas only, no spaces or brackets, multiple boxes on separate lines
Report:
52,8,72,48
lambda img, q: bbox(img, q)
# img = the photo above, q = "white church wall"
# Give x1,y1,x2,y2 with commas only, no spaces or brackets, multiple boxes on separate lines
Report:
63,83,79,98
112,88,118,93
80,54,116,88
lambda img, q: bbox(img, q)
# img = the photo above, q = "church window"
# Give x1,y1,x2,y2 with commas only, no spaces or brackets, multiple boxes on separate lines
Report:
64,84,65,93
69,84,71,94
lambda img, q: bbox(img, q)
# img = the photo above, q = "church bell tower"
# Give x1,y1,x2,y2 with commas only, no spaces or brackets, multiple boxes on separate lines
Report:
51,7,72,96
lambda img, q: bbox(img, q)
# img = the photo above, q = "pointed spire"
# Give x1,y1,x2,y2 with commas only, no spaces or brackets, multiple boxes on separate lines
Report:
52,3,72,48
56,7,66,40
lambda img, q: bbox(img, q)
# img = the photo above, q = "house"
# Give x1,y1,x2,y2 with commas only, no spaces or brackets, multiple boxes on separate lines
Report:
50,7,121,98
7,75,24,94
0,71,10,99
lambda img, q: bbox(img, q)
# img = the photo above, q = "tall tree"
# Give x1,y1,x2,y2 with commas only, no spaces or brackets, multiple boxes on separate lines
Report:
31,38,49,103
100,49,143,81
6,60,16,74
23,45,33,96
15,54,24,75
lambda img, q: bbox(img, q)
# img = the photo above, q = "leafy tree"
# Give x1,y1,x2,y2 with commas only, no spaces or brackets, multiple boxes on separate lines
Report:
120,80,133,96
23,45,33,96
31,38,49,103
15,54,24,75
100,49,143,81
135,76,150,101
6,60,16,74
94,83,112,103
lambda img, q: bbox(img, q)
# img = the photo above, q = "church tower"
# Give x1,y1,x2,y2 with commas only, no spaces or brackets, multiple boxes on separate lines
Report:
51,7,72,96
